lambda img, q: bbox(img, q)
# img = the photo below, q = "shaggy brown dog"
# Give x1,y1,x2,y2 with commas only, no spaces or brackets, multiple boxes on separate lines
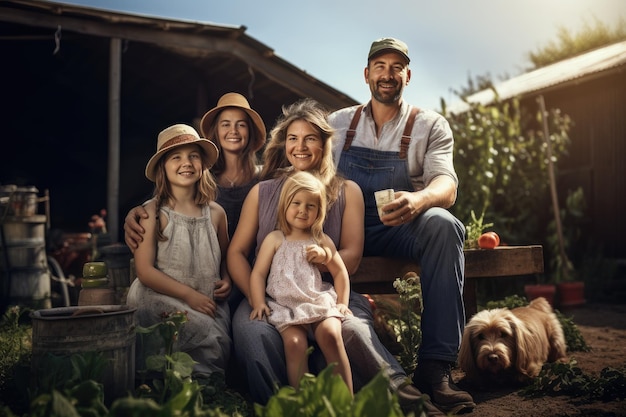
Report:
458,297,567,386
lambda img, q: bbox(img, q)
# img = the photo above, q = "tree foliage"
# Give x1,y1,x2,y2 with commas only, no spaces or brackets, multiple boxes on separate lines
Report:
527,16,626,69
443,94,572,252
450,15,626,100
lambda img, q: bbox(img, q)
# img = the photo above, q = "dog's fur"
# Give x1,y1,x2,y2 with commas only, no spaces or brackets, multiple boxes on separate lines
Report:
458,297,567,385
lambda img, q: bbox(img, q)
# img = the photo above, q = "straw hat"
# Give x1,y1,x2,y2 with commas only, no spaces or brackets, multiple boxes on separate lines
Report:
200,93,267,151
145,124,218,182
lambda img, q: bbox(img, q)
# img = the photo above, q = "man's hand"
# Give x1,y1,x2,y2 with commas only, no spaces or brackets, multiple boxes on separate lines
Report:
380,191,422,226
124,205,149,252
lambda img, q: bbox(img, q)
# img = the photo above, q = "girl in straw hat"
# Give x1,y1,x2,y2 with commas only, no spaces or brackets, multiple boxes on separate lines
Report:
127,123,232,376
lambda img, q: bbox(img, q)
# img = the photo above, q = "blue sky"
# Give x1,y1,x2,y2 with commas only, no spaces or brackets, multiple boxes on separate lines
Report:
53,0,625,110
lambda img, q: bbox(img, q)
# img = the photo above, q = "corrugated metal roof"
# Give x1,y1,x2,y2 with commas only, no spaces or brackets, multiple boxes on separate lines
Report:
447,40,626,114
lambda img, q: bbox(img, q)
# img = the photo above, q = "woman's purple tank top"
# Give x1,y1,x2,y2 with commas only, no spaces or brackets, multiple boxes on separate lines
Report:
256,176,345,257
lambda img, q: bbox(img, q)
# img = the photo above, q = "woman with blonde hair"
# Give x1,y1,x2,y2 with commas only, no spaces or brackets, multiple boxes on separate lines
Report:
229,98,422,407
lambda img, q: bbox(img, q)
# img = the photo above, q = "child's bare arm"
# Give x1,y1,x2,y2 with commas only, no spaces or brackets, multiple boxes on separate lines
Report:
249,231,280,319
321,235,352,313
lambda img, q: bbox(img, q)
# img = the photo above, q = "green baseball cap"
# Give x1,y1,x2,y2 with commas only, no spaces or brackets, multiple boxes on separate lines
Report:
368,37,410,63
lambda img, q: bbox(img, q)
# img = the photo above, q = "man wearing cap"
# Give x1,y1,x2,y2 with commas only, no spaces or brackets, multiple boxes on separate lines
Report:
329,38,475,415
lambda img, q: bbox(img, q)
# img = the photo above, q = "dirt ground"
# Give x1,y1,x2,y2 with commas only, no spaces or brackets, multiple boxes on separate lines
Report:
452,303,626,417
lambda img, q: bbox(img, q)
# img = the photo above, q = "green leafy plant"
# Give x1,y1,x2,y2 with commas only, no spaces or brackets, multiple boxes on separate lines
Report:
196,372,252,417
520,358,626,402
0,306,33,415
484,294,529,310
445,95,572,258
135,310,197,404
0,306,32,384
0,306,250,416
21,309,250,417
545,187,585,283
134,310,251,416
25,349,110,417
464,208,494,249
370,273,423,376
31,351,109,399
29,379,109,417
555,310,590,353
390,273,422,375
256,366,410,417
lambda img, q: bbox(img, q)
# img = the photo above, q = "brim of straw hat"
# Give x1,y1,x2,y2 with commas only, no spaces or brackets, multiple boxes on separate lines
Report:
145,137,218,182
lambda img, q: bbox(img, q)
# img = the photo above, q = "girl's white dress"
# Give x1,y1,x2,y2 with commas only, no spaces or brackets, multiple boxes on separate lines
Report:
265,233,343,332
127,205,231,375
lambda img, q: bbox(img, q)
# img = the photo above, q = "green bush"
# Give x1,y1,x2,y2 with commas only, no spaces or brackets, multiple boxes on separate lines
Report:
444,96,572,271
0,306,32,415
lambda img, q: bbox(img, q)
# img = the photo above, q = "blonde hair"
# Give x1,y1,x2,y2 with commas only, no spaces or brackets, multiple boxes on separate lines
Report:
277,171,327,245
260,98,343,206
152,145,217,241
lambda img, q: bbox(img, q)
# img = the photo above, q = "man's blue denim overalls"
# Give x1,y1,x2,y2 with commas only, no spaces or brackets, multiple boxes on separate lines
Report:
337,105,466,362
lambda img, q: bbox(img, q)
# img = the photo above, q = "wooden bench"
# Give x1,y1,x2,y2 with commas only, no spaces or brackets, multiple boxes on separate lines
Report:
350,245,544,318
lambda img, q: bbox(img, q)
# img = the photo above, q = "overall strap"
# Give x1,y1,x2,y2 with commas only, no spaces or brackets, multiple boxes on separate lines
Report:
399,106,420,159
343,104,365,151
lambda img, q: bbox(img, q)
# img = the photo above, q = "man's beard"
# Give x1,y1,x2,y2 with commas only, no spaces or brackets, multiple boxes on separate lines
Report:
370,80,403,104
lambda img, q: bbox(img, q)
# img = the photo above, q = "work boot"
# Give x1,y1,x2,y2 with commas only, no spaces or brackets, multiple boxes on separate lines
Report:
413,360,476,414
396,382,446,417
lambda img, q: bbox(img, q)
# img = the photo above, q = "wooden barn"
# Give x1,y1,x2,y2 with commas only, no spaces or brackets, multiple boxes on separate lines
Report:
0,0,358,241
449,41,626,261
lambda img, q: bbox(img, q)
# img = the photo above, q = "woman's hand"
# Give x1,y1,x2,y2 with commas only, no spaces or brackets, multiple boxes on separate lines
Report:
124,205,150,251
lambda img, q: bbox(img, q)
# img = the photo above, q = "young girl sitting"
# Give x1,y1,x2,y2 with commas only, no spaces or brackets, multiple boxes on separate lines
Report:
249,170,353,394
127,123,232,376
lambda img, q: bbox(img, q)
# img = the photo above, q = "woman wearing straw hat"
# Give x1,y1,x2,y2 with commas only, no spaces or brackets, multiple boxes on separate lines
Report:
199,92,267,239
127,123,232,376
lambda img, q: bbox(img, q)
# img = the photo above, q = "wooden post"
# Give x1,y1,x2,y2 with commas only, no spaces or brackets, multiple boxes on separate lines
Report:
537,95,572,281
107,38,122,243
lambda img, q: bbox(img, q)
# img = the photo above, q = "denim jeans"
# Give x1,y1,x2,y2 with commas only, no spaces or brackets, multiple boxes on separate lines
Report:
232,290,408,404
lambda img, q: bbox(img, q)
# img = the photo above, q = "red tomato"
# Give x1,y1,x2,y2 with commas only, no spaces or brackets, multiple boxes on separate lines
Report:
488,231,500,246
478,232,500,249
